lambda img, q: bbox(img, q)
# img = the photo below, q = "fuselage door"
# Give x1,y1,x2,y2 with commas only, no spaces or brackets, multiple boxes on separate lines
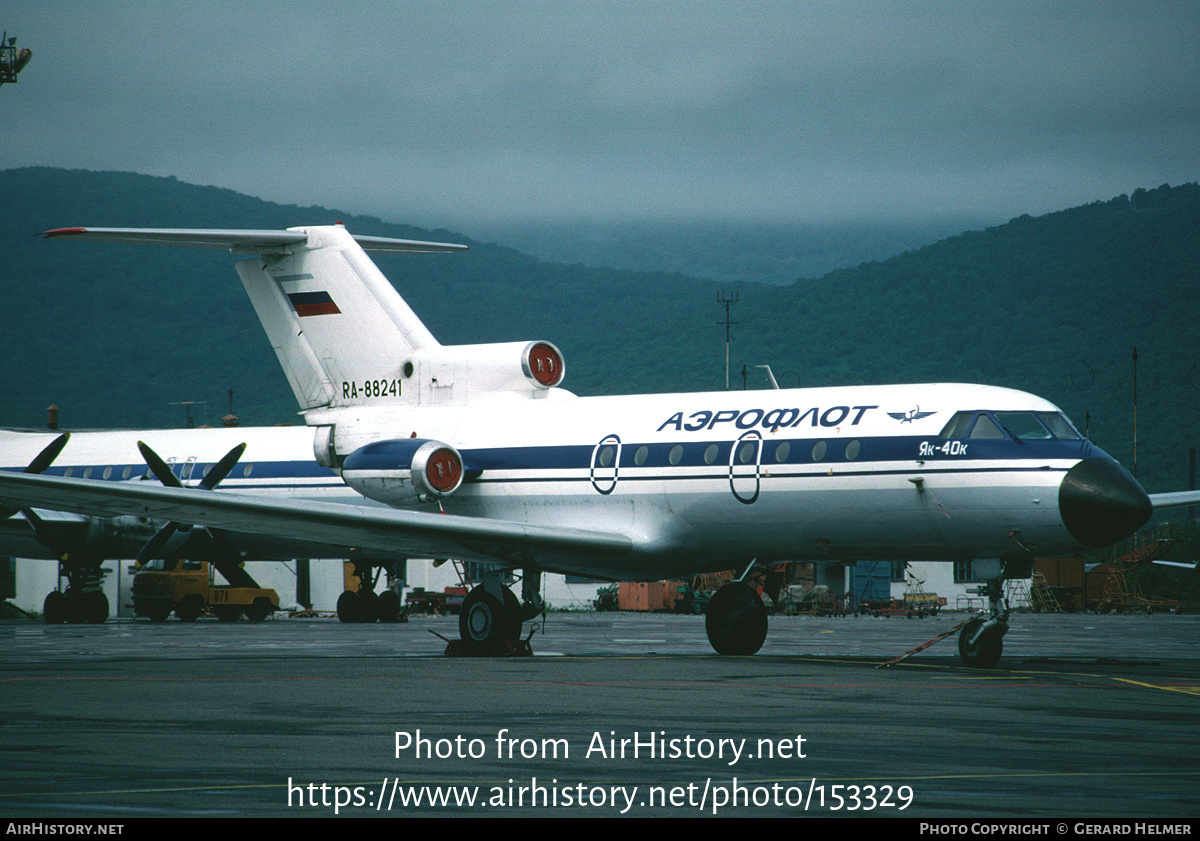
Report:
590,434,622,495
729,431,763,504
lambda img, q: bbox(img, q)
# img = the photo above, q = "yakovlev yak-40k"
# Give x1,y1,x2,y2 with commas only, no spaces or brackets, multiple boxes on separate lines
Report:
1,223,1193,666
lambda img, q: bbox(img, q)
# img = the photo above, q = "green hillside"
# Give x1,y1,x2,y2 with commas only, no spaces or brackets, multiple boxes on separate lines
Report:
1,168,1197,496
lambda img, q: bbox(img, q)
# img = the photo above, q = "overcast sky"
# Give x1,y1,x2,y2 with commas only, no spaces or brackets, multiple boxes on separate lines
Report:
4,1,1198,228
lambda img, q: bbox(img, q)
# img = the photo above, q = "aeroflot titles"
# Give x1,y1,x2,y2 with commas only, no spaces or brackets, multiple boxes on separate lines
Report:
657,405,881,434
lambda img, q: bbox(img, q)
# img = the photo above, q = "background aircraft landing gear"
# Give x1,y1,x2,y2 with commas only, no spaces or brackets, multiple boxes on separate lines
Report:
705,580,768,655
43,560,110,624
43,587,108,624
337,560,405,623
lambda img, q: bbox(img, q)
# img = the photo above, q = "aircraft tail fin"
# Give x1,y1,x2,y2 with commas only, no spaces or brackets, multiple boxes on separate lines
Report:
44,224,467,411
233,224,462,410
43,224,567,414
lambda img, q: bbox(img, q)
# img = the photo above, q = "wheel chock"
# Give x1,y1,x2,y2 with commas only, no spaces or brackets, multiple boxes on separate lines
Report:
428,630,533,657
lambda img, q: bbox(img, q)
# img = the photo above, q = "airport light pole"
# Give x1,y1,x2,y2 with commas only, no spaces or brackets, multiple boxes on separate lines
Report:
717,290,738,390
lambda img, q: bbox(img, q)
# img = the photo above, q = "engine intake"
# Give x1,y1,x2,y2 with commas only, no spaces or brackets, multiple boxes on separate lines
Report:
403,340,566,404
341,438,467,506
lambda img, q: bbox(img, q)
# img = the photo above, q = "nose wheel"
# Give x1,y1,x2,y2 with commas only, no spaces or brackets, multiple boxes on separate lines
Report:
957,577,1009,668
958,617,1006,668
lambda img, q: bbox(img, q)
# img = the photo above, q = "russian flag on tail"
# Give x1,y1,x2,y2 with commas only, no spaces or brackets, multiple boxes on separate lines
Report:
287,291,341,317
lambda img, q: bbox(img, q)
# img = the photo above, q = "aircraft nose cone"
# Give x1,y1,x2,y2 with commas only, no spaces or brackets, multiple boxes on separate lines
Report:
1059,457,1152,548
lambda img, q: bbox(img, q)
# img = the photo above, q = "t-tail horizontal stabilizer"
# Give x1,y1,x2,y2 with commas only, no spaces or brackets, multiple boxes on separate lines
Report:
42,226,468,254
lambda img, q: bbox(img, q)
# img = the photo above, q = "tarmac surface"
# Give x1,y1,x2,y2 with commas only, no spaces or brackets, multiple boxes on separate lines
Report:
1,609,1198,820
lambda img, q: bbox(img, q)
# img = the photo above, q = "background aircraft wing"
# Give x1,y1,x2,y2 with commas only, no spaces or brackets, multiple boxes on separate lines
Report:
0,472,631,569
42,227,467,254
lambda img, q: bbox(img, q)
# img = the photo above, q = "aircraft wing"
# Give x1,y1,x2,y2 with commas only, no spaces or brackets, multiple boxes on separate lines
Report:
42,227,468,254
1150,490,1200,509
0,471,631,570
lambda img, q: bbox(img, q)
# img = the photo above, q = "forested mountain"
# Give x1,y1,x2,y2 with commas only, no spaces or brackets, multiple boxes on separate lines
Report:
461,216,993,286
747,184,1200,494
1,168,1197,495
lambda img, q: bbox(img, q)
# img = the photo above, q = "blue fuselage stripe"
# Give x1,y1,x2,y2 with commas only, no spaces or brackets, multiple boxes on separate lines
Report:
450,436,1092,472
9,436,1093,489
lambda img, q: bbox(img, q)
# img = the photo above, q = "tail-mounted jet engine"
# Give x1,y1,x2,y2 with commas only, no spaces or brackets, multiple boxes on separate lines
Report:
340,438,467,507
402,340,566,404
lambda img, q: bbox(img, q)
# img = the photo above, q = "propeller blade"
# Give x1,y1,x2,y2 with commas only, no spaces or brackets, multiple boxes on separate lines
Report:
199,443,247,490
137,441,183,488
1,433,73,518
136,522,181,565
134,441,246,565
26,433,71,475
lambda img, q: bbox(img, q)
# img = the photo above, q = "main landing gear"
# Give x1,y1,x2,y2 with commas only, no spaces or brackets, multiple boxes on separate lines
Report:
703,559,770,656
699,553,1027,666
42,560,110,624
458,569,543,655
705,580,768,655
336,560,405,623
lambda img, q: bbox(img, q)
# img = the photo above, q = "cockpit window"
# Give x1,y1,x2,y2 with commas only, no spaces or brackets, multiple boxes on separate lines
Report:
1035,412,1081,440
968,415,1005,439
995,412,1052,440
938,412,974,440
941,410,1084,441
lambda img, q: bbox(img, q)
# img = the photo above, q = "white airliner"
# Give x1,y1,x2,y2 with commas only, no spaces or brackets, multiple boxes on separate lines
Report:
0,223,1191,666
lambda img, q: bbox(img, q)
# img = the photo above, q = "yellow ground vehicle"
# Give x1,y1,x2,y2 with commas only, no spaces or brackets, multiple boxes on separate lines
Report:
132,559,279,622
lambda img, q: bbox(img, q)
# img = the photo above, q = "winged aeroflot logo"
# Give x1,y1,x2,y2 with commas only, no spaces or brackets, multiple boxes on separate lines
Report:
888,407,937,423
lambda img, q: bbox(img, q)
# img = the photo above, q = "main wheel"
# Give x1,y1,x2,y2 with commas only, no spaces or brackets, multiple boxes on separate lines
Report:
43,590,68,624
245,597,272,623
80,590,108,624
337,590,360,622
705,581,768,655
459,587,521,655
355,589,380,623
377,590,403,623
958,618,1004,668
176,595,204,622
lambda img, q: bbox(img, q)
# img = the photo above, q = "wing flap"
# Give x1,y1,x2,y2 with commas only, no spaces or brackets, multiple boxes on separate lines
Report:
0,471,631,567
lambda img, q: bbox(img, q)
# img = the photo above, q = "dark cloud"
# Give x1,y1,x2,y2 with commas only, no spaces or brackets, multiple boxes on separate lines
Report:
4,1,1198,225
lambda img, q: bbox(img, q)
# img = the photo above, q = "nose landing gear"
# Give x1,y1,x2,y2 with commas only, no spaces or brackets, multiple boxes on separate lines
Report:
957,575,1011,669
958,614,1007,668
